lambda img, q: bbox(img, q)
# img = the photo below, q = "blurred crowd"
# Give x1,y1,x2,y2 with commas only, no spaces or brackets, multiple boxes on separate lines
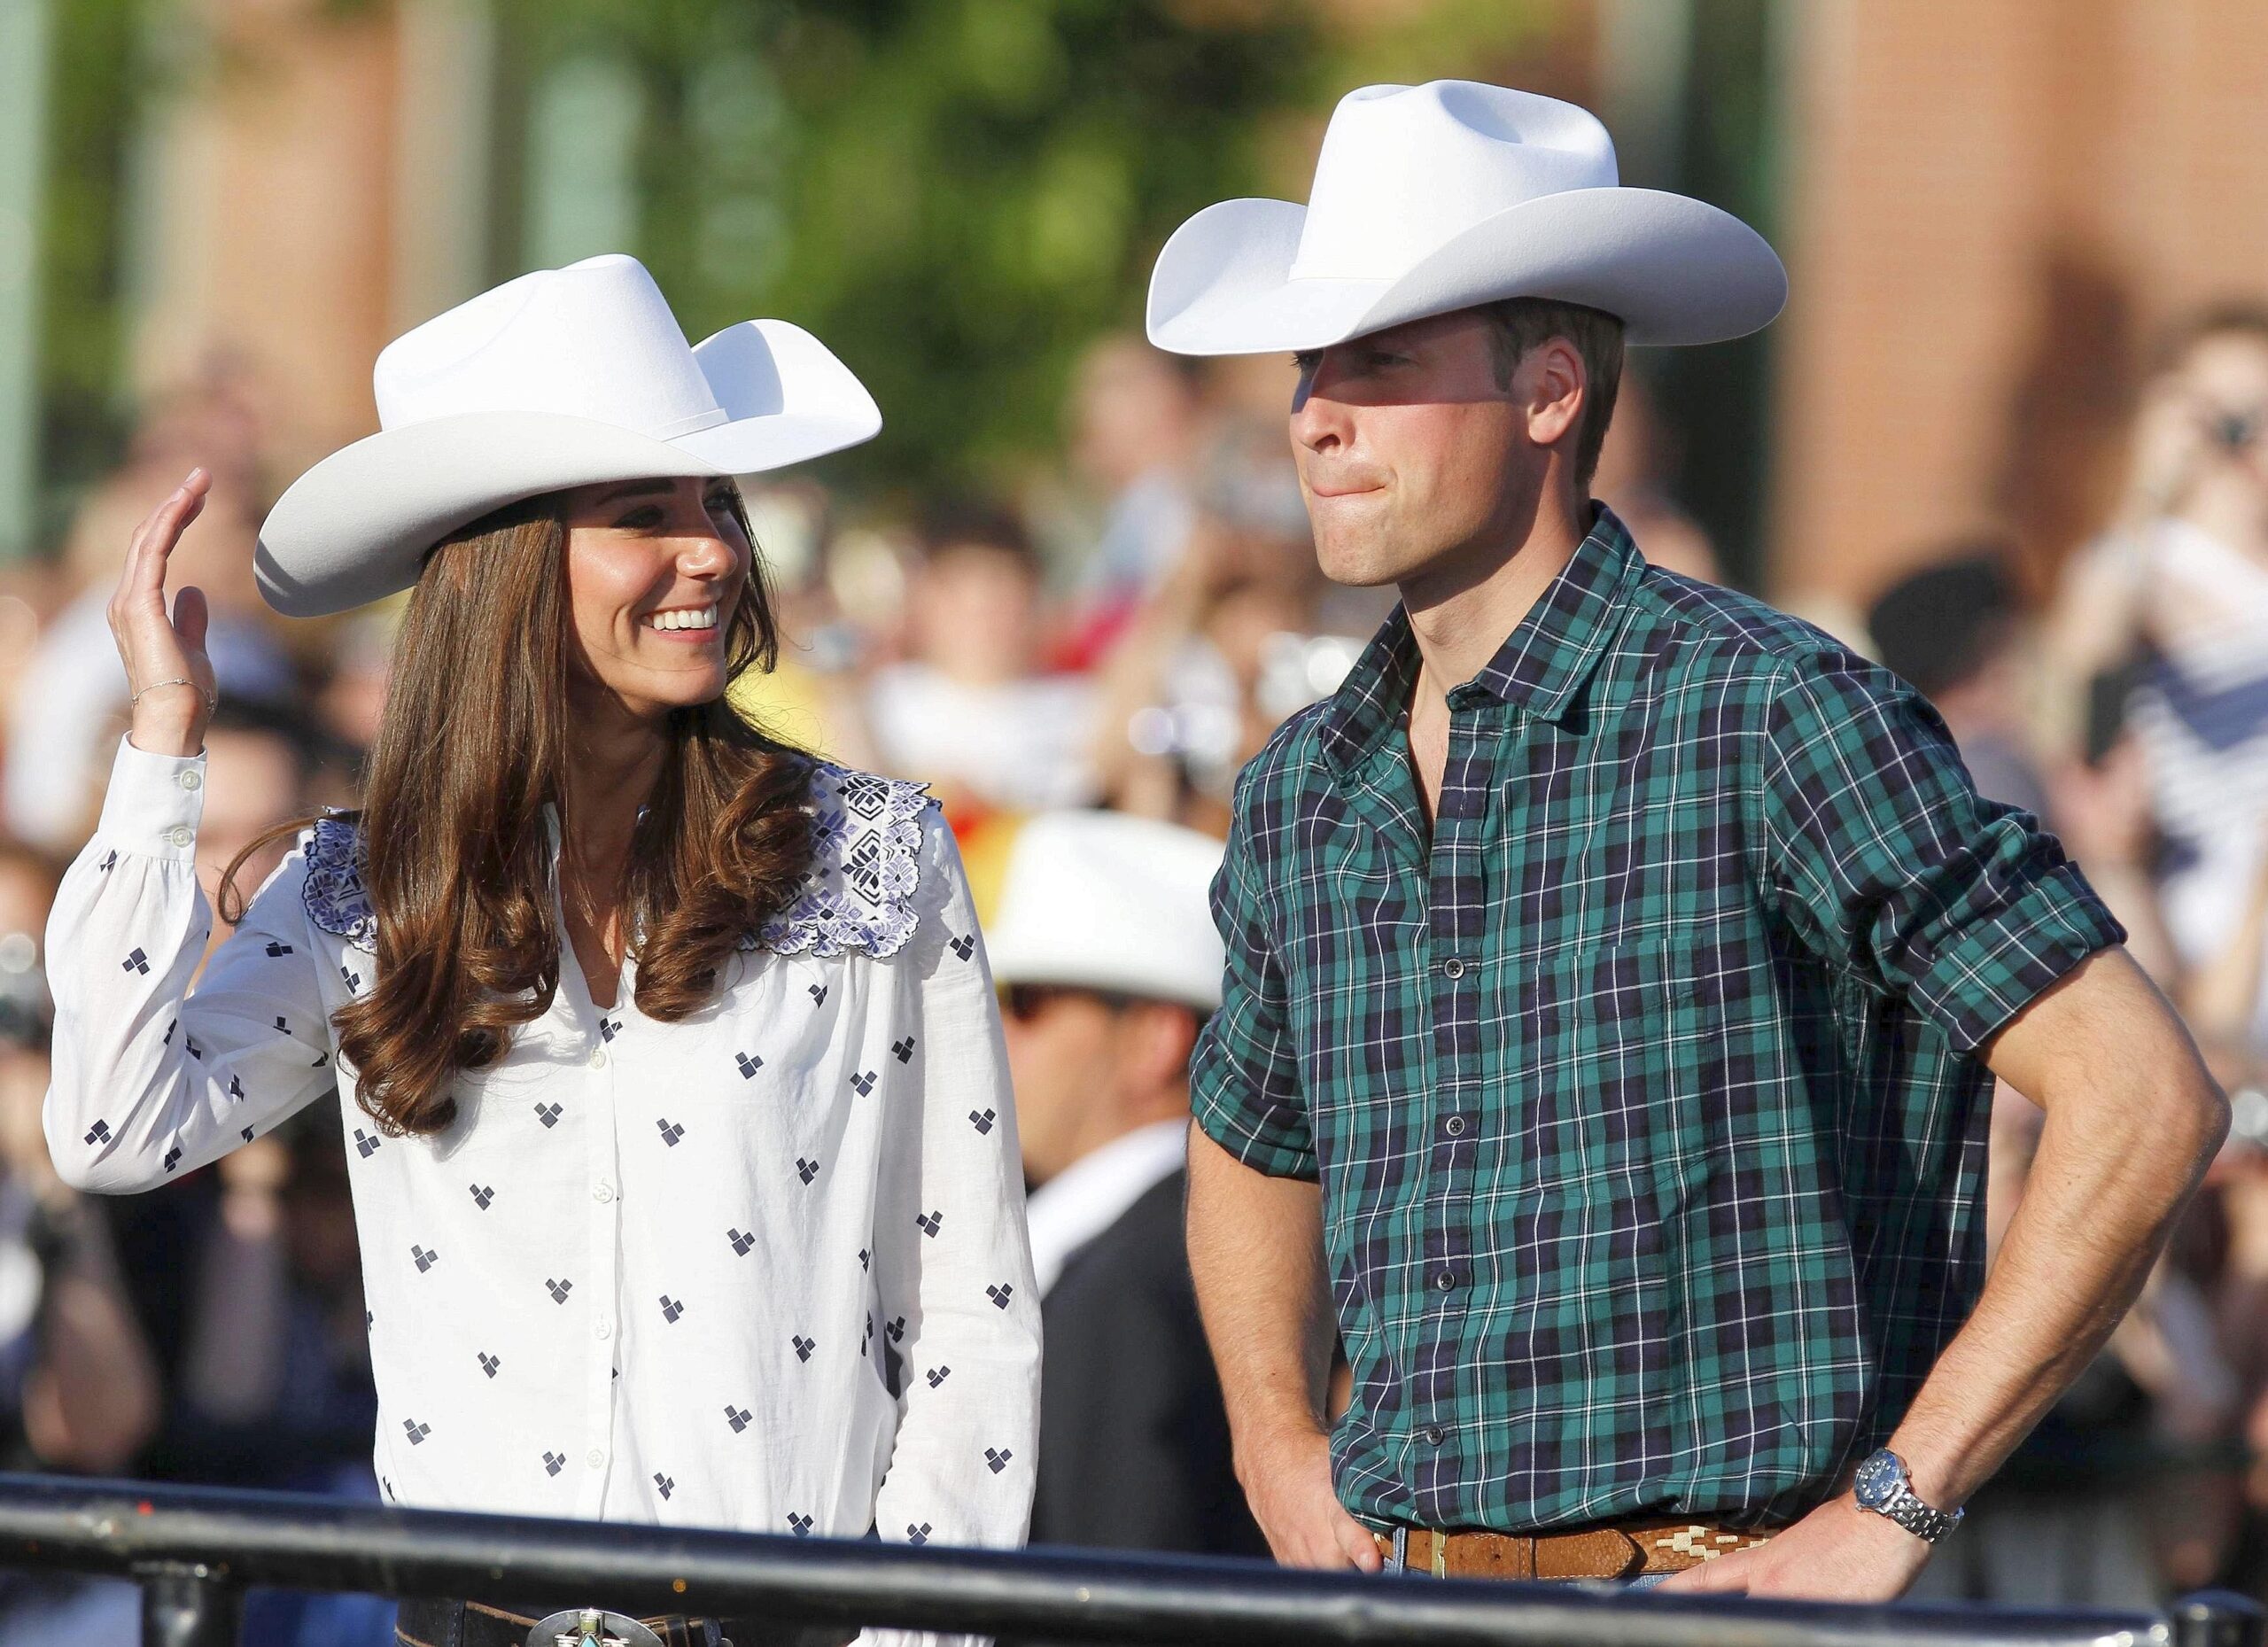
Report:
4,306,2268,1635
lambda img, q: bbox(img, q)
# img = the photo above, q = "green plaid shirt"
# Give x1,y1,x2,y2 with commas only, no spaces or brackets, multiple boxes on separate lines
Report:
1192,505,2123,1534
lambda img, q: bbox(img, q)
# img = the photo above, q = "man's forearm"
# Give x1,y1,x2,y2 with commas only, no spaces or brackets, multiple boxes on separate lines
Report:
1184,1122,1333,1450
1891,951,2226,1511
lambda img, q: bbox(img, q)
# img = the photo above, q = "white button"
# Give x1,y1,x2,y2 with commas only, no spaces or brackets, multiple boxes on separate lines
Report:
593,1181,615,1204
586,1448,605,1469
177,770,201,791
594,1317,612,1340
587,1047,609,1069
166,825,192,848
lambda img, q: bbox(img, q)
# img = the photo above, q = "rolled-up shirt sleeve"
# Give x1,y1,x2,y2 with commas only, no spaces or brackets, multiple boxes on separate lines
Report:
1189,775,1316,1179
1759,649,2126,1053
44,735,334,1193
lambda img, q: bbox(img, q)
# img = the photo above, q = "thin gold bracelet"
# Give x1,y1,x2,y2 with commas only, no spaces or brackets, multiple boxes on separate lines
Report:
128,677,218,715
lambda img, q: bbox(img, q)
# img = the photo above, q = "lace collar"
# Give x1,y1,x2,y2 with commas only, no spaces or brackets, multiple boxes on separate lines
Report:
299,765,933,961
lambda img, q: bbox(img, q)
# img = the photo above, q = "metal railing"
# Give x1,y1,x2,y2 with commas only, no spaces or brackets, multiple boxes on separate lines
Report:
0,1473,2256,1647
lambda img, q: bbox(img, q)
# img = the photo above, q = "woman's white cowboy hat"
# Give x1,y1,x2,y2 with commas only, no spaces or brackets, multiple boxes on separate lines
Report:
1146,81,1786,356
255,253,881,617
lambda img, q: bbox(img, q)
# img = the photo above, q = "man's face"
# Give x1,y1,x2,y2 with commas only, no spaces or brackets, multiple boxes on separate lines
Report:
1288,310,1546,589
1000,984,1121,1186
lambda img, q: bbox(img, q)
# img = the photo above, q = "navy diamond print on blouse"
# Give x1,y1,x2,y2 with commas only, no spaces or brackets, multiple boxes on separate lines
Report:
735,1052,763,1080
892,1037,915,1064
534,1102,562,1129
381,1476,392,1501
600,1016,620,1043
985,1447,1014,1475
654,1473,675,1501
274,1016,288,1033
656,1118,685,1147
969,1108,996,1136
796,1156,819,1185
543,1450,565,1477
726,1404,751,1433
950,934,975,962
792,1334,815,1363
365,1310,373,1330
907,1523,932,1546
162,1144,182,1174
546,1278,572,1303
858,1248,870,1270
122,948,149,975
99,850,116,873
660,1295,684,1324
340,965,361,991
478,1351,499,1379
227,1076,243,1099
403,1418,431,1445
886,1317,905,1344
986,1283,1014,1309
926,1366,951,1389
264,940,293,957
83,1120,110,1146
311,1051,328,1068
808,983,828,1008
850,1070,876,1097
728,1228,755,1257
862,1316,873,1356
241,1127,254,1142
412,1244,438,1273
164,1020,175,1045
787,1512,813,1537
915,1210,942,1239
183,1034,202,1060
470,1185,493,1210
353,1128,380,1158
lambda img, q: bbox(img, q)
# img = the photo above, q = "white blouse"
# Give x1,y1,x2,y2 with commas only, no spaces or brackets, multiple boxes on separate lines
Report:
44,736,1041,1564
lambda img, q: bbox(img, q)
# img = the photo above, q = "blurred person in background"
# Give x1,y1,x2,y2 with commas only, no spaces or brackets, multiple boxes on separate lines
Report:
1062,338,1205,656
865,501,1099,827
2047,306,2268,997
987,812,1262,1563
0,839,161,1641
1588,369,1720,585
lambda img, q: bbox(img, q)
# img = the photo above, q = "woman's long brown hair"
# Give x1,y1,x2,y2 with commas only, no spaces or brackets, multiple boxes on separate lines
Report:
218,490,815,1137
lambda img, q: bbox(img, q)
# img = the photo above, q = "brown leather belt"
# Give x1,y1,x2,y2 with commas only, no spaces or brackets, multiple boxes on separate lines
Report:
1373,1520,1775,1581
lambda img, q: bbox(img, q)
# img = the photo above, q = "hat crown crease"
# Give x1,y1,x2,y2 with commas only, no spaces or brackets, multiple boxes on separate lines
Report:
372,253,724,439
1290,82,1619,284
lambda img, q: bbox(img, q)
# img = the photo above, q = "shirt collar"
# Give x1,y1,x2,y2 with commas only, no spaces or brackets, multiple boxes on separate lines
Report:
1317,502,1642,773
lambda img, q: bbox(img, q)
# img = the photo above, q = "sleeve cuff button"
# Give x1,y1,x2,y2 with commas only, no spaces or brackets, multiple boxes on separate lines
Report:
177,771,201,791
166,825,193,848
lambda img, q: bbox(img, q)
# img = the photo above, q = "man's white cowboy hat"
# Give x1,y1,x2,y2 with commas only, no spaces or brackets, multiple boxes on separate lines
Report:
1146,81,1786,356
255,253,881,617
986,812,1224,1013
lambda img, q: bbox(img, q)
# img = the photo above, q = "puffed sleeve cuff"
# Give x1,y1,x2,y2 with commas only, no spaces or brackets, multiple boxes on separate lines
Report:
1909,858,2128,1054
94,734,208,864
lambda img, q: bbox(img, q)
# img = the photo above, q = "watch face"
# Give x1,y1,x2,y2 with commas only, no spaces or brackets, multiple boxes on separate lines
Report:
1853,1449,1901,1510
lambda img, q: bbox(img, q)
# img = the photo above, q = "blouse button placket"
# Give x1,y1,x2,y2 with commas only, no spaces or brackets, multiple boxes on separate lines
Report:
579,1023,625,1518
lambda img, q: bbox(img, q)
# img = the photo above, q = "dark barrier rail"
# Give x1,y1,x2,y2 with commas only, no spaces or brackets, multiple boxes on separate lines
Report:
0,1473,2255,1647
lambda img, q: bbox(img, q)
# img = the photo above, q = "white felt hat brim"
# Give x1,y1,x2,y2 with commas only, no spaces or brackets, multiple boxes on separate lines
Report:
1146,187,1788,355
255,319,880,618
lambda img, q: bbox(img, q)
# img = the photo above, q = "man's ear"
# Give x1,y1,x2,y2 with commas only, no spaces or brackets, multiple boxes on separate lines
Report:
1117,1000,1201,1099
1523,337,1587,452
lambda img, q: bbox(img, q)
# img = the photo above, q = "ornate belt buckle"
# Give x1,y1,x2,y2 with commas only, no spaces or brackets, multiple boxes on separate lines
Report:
525,1607,667,1647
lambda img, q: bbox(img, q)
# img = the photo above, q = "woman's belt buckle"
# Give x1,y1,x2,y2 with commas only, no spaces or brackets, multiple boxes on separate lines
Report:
526,1608,666,1647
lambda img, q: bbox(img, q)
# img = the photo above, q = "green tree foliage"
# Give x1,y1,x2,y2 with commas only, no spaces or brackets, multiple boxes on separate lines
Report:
493,0,1550,500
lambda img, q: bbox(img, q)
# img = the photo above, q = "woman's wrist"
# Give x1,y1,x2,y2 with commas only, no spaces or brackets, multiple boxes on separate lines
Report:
126,712,206,759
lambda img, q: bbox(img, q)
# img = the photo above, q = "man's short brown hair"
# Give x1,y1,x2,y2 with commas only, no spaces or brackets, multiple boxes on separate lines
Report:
1483,298,1626,488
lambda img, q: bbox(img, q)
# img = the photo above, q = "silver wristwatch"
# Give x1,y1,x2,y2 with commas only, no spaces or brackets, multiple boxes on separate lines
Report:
1852,1448,1962,1543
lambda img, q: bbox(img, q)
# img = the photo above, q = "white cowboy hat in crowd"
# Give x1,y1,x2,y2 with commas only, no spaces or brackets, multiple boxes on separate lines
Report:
255,253,881,617
986,812,1225,1014
1146,80,1787,357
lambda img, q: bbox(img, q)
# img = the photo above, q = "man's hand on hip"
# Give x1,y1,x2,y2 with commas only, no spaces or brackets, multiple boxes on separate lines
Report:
1651,1495,1931,1602
1237,1426,1381,1572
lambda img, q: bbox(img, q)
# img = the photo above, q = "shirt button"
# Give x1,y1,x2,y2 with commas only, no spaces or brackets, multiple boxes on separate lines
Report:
1434,1270,1457,1293
1441,957,1466,979
177,770,201,791
1444,1115,1466,1138
586,1448,606,1469
166,825,192,848
1423,1426,1445,1447
594,1317,612,1340
593,1181,615,1204
587,1047,609,1069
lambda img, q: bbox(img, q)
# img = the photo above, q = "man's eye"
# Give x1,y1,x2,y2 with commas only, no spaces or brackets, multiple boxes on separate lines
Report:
704,490,736,515
1292,352,1320,374
613,507,664,530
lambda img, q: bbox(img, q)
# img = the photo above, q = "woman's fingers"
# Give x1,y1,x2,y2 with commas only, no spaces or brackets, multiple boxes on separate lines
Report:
171,586,209,655
123,470,212,600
